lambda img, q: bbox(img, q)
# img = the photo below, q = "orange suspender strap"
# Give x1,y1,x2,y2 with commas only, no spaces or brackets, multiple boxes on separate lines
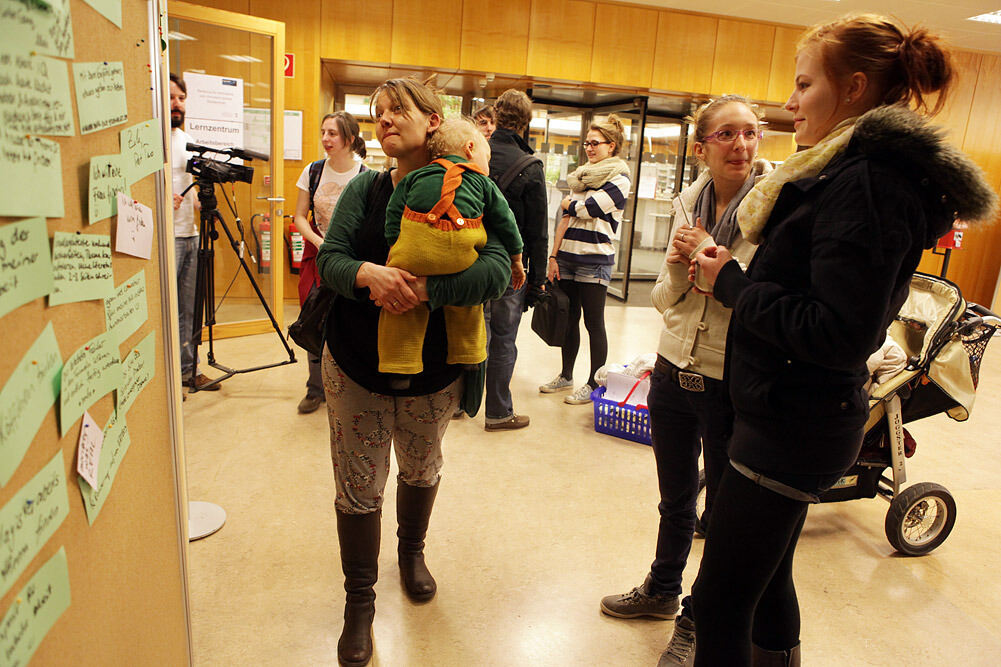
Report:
402,158,485,231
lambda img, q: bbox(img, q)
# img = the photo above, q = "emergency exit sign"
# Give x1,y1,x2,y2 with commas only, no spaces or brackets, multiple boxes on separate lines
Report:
284,53,294,78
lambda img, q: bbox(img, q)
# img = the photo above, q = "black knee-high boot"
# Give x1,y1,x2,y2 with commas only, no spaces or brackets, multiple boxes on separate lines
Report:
336,510,381,667
397,481,439,602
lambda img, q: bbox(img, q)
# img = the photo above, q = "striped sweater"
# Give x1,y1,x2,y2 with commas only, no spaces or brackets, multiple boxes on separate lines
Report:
558,172,630,265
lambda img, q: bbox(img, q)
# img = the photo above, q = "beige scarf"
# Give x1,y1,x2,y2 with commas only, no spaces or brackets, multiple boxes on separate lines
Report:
736,117,858,243
567,156,631,193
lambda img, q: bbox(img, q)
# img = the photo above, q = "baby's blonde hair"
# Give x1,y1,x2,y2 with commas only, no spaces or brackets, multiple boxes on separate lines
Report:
427,116,485,159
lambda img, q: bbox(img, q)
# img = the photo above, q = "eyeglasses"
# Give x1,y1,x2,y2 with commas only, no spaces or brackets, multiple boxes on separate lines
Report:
701,128,763,144
582,140,610,148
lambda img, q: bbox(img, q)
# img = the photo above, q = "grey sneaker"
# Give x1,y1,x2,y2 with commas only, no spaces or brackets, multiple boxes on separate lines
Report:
600,575,679,620
564,384,594,405
539,375,573,393
658,614,696,666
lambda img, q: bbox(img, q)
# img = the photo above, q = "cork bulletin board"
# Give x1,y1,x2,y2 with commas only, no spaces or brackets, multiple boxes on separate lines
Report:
0,0,190,663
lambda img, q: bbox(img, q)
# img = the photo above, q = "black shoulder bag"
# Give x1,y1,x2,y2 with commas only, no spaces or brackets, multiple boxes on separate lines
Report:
530,280,570,347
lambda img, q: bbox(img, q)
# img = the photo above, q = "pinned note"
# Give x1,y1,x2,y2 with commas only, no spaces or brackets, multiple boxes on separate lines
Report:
0,547,71,666
117,331,154,415
88,154,129,224
0,450,69,598
0,129,63,218
0,48,75,136
104,269,147,346
0,217,54,319
121,119,164,184
82,0,122,28
0,323,61,487
0,0,74,59
76,411,103,488
72,61,127,134
50,231,114,306
59,331,121,436
78,412,130,524
115,193,153,258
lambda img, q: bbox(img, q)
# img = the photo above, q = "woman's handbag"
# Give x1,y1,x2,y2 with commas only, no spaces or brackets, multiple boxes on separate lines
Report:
288,284,334,357
531,281,570,347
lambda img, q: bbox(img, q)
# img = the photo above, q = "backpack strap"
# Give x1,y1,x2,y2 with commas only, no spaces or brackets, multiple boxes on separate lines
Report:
307,158,326,222
495,153,543,194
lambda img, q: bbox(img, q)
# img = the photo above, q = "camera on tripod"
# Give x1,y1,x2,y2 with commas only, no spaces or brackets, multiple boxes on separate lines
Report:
185,142,269,184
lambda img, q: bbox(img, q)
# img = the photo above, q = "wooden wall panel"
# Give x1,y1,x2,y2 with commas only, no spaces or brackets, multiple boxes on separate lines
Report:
590,3,659,88
320,0,393,62
391,0,464,70
527,0,595,81
710,19,775,100
651,12,717,94
933,50,981,149
766,25,801,104
461,0,531,75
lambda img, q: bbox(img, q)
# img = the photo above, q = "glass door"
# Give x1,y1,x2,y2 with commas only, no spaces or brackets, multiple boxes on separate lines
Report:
166,2,285,339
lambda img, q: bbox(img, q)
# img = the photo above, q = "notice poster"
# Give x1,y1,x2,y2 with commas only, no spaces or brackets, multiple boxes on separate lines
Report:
184,72,244,159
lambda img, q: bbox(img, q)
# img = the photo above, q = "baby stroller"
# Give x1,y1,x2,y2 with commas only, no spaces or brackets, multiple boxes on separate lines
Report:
697,273,1000,556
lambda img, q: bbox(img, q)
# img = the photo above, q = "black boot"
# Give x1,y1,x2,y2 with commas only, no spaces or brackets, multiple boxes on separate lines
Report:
397,481,439,602
752,643,801,667
336,510,381,667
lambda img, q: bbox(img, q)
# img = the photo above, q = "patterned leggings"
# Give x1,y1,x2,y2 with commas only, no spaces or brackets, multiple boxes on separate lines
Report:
322,349,461,514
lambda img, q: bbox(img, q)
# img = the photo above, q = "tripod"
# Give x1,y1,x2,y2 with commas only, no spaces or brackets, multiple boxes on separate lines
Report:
187,176,296,392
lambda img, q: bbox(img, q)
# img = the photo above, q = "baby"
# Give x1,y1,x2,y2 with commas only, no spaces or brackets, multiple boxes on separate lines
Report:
380,116,524,386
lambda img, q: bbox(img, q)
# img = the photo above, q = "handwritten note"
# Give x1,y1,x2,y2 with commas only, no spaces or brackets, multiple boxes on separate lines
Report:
59,331,121,436
50,232,114,306
0,129,63,218
88,154,129,224
0,547,70,667
76,412,103,489
121,119,164,184
117,331,154,415
0,49,74,136
0,0,74,60
83,0,121,28
0,450,69,599
0,324,61,488
78,412,129,524
0,218,53,319
72,61,127,134
104,269,147,346
115,193,153,259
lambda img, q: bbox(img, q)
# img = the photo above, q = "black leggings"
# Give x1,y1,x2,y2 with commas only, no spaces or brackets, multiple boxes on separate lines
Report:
558,279,607,387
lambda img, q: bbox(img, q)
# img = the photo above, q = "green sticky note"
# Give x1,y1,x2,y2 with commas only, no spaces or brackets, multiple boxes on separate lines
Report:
59,331,121,436
104,268,147,346
121,119,165,184
72,61,127,134
82,0,121,28
0,450,69,598
0,49,75,136
49,231,114,306
0,0,74,59
0,547,71,666
0,129,63,218
0,323,62,488
0,218,54,319
88,154,129,224
79,411,130,524
117,331,154,415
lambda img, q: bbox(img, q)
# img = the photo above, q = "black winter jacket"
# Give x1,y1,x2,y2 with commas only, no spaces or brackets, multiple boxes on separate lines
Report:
714,105,998,476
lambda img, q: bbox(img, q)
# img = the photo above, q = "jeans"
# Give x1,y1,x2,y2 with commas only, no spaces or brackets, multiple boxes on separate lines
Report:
484,285,525,420
304,284,324,399
175,236,198,377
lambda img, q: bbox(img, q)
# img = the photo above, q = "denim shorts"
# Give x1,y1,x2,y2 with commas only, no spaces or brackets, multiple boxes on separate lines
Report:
556,257,612,286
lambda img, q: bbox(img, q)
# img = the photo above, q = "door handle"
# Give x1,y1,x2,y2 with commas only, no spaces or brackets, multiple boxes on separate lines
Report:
255,196,285,202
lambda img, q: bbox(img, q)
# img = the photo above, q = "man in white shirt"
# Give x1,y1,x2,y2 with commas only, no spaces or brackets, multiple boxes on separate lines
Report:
171,73,218,391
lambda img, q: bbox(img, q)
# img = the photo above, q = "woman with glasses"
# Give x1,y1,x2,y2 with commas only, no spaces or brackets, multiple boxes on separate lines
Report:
541,115,630,404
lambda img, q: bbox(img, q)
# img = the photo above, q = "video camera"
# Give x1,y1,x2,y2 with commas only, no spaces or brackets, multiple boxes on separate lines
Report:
185,143,269,185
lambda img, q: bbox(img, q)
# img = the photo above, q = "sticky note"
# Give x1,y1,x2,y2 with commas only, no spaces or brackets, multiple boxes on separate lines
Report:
72,61,127,134
0,129,63,218
76,411,103,488
82,0,121,28
88,154,129,225
117,331,154,415
0,217,54,319
104,268,147,346
50,231,114,306
0,450,70,598
0,49,74,136
0,0,74,59
79,411,130,524
121,119,164,184
59,332,121,436
0,547,71,666
0,323,62,487
115,193,153,259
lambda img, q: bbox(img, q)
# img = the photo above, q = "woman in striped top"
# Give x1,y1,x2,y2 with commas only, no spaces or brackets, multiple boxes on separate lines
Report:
540,115,631,404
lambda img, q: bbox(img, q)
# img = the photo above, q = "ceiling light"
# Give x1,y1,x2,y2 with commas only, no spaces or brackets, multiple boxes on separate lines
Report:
220,55,263,63
968,11,1001,24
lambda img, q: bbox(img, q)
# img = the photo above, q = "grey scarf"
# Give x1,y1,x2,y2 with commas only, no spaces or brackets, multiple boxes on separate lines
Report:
692,171,756,248
567,157,630,193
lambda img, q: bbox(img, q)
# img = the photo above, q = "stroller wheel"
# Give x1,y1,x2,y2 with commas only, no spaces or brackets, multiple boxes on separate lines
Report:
884,482,956,556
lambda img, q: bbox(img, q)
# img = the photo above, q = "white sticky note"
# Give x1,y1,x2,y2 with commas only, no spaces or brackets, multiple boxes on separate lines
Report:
76,411,103,488
115,193,154,259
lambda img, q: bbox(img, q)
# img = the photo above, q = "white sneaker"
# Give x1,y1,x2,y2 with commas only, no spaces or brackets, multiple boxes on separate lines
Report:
539,375,573,393
564,384,594,405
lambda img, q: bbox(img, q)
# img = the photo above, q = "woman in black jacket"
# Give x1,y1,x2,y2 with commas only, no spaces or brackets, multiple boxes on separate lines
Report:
671,14,998,667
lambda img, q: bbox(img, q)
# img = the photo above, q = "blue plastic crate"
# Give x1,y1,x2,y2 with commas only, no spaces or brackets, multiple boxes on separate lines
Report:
591,386,652,446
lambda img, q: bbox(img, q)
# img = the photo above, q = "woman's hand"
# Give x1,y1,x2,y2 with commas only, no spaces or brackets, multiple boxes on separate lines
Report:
546,257,560,282
356,262,420,314
561,196,572,212
691,246,733,293
672,217,712,260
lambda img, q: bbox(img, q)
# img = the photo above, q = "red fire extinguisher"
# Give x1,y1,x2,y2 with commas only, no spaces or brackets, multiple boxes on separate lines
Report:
286,217,304,275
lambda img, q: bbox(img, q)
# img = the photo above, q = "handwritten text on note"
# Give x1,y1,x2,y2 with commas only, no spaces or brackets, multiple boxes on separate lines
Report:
0,547,71,667
59,331,121,436
88,154,129,225
121,120,164,184
104,269,147,346
0,48,74,136
50,231,114,306
0,130,63,218
72,61,127,134
0,217,53,319
115,194,153,259
79,412,130,525
76,411,103,489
